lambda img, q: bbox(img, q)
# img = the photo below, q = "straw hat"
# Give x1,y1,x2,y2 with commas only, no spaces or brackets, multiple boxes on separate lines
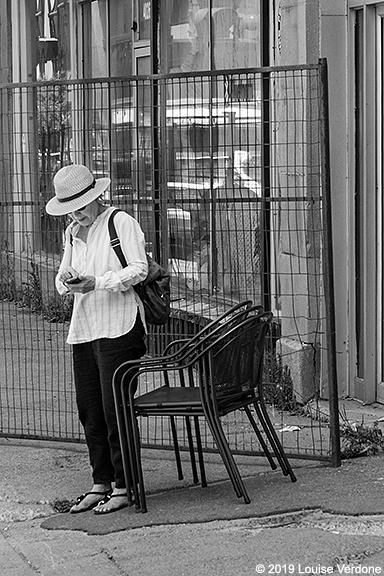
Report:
45,164,111,216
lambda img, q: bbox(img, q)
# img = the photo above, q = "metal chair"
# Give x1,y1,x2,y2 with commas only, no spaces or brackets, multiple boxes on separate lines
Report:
115,312,296,512
112,299,259,503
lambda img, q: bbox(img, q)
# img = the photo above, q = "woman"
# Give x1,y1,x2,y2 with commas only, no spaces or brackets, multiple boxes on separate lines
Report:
46,164,148,514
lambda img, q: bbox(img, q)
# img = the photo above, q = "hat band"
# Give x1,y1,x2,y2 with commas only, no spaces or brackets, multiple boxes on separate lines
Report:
57,179,96,203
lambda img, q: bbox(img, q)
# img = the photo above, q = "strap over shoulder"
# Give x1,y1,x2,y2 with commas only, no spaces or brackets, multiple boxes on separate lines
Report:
108,209,127,268
107,208,170,325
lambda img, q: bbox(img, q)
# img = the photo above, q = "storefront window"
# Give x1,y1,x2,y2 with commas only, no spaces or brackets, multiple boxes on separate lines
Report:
162,1,262,301
86,0,108,77
135,0,152,42
80,0,135,196
36,0,71,78
162,0,260,73
81,0,133,78
110,0,133,77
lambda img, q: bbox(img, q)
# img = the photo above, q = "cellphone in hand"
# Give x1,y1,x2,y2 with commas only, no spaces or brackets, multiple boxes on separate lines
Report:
66,276,82,284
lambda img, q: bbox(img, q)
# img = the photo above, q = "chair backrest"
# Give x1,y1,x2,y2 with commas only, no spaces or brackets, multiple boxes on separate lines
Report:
191,302,263,348
162,299,256,363
172,300,253,346
178,304,266,367
202,312,272,398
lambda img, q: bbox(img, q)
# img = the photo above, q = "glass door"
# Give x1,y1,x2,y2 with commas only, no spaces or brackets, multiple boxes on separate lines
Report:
132,48,156,254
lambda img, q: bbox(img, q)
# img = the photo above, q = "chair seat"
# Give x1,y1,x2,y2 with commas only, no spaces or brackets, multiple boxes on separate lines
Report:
217,391,257,414
135,385,202,410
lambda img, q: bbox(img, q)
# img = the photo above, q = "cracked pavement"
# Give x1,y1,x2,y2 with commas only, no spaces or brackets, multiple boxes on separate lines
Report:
2,439,384,575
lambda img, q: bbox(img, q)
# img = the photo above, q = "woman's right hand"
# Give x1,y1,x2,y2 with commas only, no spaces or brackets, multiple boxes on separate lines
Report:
58,266,80,284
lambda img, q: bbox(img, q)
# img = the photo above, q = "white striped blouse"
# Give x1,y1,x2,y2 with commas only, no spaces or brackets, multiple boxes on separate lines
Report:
55,207,148,344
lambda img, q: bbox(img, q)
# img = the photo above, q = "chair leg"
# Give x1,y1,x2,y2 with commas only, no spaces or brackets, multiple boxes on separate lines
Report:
165,369,187,482
254,400,297,483
253,401,289,475
169,416,184,481
121,383,143,510
113,380,134,506
243,405,277,471
184,416,199,484
117,419,135,506
199,365,246,499
183,367,199,483
193,415,207,487
129,402,148,513
203,402,249,502
211,413,251,503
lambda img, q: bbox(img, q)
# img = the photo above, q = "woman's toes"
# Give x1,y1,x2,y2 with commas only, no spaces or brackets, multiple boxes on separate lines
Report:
69,490,111,513
93,493,128,514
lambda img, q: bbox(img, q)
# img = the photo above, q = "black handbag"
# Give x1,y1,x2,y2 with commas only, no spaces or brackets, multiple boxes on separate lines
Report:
108,209,171,325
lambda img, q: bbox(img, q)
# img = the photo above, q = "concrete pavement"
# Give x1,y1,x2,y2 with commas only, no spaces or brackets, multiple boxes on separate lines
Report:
2,398,384,575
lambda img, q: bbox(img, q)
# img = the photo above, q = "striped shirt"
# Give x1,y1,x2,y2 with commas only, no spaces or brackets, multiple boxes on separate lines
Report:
56,207,148,344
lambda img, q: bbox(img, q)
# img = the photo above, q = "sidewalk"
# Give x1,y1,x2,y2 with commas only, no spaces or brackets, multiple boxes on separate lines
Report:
2,398,384,575
2,435,384,533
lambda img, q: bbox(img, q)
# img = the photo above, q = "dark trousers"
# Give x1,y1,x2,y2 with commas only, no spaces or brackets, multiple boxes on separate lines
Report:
72,313,146,488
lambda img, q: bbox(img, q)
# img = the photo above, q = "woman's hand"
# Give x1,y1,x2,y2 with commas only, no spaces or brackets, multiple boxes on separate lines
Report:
58,266,79,284
65,275,96,294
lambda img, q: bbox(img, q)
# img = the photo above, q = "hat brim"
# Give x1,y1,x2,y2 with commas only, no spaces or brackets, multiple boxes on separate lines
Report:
45,177,111,216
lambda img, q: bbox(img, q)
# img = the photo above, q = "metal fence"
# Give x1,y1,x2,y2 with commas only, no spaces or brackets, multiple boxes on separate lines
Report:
0,61,339,462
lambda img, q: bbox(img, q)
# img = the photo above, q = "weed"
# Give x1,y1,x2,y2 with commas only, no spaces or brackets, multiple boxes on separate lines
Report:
263,350,298,412
21,259,73,322
0,242,17,301
0,247,72,323
300,400,330,423
43,293,73,323
50,498,75,513
340,419,384,458
20,260,44,313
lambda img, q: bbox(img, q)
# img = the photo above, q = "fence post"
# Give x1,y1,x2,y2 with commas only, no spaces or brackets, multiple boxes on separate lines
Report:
319,58,341,467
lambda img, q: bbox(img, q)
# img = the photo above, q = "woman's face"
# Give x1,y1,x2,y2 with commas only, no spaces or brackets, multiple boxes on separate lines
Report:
70,200,100,227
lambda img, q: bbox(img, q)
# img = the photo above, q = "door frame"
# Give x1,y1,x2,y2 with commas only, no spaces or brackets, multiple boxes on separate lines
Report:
349,2,381,403
376,4,384,402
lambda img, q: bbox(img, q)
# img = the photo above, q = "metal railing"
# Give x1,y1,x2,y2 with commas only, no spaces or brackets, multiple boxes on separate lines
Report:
0,61,339,462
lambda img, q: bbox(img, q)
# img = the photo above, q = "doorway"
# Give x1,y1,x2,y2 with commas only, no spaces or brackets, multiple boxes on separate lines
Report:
352,4,384,403
376,5,384,402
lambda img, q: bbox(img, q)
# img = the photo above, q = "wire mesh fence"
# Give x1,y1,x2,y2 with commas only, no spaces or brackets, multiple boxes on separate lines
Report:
0,62,338,460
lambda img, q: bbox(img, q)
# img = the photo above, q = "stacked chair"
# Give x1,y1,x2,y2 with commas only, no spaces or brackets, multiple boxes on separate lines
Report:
112,301,297,513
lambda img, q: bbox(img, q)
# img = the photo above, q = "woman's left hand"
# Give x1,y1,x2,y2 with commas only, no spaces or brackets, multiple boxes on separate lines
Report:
65,276,96,294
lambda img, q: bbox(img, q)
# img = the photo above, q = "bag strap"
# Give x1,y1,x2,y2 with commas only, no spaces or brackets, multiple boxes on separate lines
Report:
68,221,77,247
108,208,128,268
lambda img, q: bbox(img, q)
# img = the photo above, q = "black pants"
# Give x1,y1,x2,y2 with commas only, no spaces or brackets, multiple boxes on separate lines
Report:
72,313,146,488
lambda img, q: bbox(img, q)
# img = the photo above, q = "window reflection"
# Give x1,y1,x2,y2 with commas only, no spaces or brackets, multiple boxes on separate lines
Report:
162,2,262,300
163,0,260,73
110,1,133,77
83,0,135,201
165,75,262,300
89,0,108,77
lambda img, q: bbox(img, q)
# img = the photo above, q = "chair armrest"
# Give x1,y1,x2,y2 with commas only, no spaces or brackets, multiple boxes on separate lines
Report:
163,338,190,355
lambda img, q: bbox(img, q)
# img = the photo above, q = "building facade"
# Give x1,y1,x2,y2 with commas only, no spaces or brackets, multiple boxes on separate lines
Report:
1,0,383,407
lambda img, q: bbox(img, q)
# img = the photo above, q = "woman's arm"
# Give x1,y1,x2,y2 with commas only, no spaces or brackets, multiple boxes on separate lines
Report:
55,225,75,295
94,211,148,292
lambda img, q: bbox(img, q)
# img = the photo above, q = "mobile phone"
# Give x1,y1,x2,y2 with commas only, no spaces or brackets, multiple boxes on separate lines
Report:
66,276,82,284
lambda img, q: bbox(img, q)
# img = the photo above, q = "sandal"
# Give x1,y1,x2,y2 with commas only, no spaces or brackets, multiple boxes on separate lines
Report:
69,490,112,514
93,493,129,515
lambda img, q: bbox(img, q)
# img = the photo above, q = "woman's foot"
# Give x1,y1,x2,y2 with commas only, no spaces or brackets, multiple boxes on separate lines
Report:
93,488,129,514
69,484,112,514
